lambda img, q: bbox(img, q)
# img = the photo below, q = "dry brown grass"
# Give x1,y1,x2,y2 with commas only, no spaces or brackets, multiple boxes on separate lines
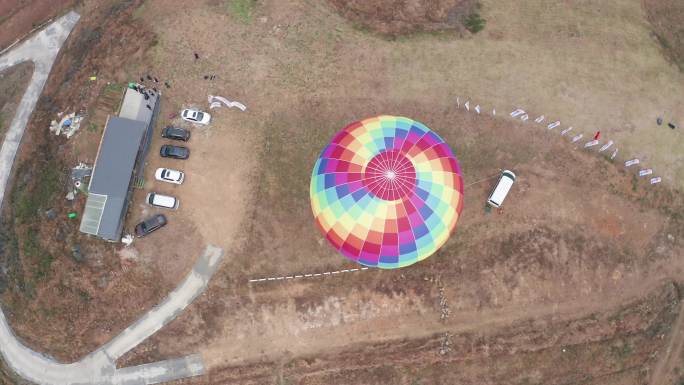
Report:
1,0,684,383
0,62,33,139
643,0,684,72
327,0,479,35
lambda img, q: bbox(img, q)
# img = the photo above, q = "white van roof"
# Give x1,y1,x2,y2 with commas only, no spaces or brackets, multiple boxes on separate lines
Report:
148,193,177,208
488,170,516,207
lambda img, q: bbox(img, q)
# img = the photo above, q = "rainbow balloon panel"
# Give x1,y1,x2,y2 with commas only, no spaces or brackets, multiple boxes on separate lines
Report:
310,115,464,269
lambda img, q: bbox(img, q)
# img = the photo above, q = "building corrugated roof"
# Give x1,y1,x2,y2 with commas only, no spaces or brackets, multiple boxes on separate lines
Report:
79,116,146,241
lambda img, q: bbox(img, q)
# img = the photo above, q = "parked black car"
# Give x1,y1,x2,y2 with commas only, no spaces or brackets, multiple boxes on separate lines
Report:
160,144,190,159
134,214,167,237
161,126,190,141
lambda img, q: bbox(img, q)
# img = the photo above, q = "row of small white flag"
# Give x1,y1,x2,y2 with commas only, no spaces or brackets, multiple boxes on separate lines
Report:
456,97,494,116
624,159,661,184
457,99,662,185
508,106,661,185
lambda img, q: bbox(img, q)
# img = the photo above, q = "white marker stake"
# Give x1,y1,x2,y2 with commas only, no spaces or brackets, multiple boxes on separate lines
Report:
625,159,640,167
611,148,618,160
639,169,653,177
474,105,481,114
535,115,545,123
510,109,524,117
456,97,460,108
547,121,560,130
599,140,613,152
492,108,496,116
650,177,662,184
520,114,529,122
571,133,583,143
584,140,599,148
560,127,573,136
464,101,470,111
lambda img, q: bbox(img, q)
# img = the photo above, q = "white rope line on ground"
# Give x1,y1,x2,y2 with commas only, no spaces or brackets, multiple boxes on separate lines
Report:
249,267,370,283
465,173,501,188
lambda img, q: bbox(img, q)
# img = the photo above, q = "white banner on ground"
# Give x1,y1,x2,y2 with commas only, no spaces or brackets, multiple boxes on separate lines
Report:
560,127,573,135
207,95,247,111
599,140,614,152
510,109,524,117
475,105,481,114
584,139,599,148
535,115,545,123
650,177,662,184
547,121,560,130
572,133,583,143
625,159,639,167
520,114,529,121
464,101,470,111
611,148,618,160
639,169,653,176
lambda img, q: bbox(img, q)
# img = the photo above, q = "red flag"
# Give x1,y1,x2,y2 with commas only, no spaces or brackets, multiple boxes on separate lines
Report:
594,131,601,140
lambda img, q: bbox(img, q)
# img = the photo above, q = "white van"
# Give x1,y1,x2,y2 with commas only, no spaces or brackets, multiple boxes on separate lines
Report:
146,192,179,210
487,170,516,208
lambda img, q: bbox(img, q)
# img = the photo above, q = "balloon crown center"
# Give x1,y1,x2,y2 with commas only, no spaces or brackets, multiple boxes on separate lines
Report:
385,170,397,180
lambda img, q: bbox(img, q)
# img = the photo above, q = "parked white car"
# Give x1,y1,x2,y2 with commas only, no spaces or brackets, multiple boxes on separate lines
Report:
181,108,211,125
155,168,184,185
146,192,179,210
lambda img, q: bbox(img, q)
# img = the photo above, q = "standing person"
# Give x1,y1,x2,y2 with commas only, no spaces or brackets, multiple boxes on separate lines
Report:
594,130,601,140
194,52,199,60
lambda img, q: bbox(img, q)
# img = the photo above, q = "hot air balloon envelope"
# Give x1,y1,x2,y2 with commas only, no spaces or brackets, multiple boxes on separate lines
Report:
310,115,464,269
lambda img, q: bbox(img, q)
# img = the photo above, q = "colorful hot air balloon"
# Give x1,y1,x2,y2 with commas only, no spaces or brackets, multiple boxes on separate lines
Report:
310,115,464,269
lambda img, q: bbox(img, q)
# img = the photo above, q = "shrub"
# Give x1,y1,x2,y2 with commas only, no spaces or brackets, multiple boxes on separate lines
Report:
464,13,486,34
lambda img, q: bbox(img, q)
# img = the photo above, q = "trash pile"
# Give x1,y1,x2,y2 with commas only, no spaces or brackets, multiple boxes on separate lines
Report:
208,95,247,111
121,234,134,246
67,162,92,200
439,332,453,355
49,112,83,138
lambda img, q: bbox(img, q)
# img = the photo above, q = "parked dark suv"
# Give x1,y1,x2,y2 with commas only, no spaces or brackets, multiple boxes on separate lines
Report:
160,144,190,159
134,214,167,237
161,126,190,141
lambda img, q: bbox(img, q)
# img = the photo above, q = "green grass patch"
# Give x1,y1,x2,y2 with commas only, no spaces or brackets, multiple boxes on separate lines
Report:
23,227,54,281
226,0,257,23
609,339,633,363
103,82,124,93
464,13,486,34
132,0,147,19
11,159,62,224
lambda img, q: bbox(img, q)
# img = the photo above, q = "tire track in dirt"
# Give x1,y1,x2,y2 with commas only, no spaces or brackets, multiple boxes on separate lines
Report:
649,284,684,385
203,273,681,369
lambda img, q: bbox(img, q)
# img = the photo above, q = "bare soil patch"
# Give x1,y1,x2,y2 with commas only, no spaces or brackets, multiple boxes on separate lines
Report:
0,61,33,140
643,0,684,72
328,0,479,35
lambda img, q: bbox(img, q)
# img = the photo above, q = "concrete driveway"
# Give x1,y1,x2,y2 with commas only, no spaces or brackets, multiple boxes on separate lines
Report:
0,11,223,385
